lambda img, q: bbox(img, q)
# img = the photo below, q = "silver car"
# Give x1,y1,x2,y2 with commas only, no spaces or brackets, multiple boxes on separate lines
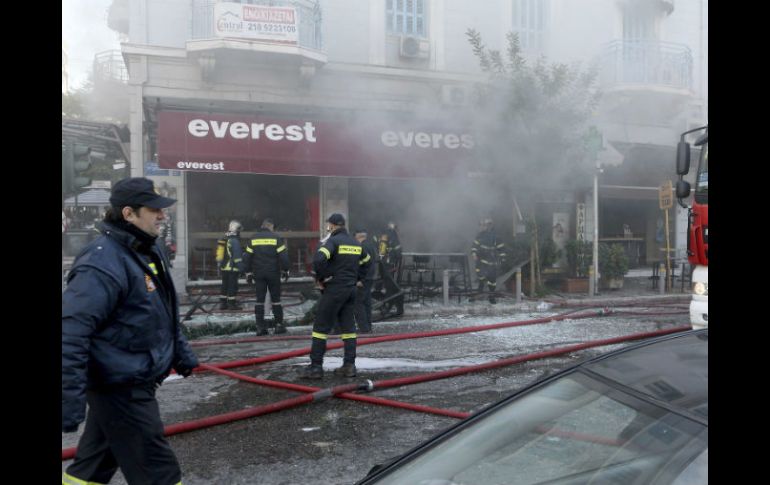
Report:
357,329,708,485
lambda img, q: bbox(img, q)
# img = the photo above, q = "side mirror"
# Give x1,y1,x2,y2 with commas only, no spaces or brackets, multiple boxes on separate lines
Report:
676,141,691,175
676,180,691,199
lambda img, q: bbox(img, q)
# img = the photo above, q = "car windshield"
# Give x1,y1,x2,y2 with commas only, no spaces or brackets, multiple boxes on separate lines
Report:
370,372,707,485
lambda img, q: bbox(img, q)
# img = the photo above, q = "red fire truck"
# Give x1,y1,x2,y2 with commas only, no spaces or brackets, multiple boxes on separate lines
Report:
675,125,708,328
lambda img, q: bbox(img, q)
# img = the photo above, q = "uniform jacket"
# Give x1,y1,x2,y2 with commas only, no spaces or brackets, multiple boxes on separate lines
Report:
378,228,402,266
360,237,378,281
220,232,245,273
62,221,199,431
472,229,508,266
243,230,290,276
313,228,371,287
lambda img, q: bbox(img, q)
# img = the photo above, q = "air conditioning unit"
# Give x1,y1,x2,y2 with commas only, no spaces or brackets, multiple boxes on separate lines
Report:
400,35,430,59
441,85,470,107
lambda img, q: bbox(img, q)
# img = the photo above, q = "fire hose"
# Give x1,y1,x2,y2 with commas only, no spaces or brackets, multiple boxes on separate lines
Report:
63,324,690,460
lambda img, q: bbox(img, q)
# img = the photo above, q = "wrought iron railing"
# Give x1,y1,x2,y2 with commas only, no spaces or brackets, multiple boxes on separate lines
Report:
599,40,692,90
191,0,323,51
93,50,128,83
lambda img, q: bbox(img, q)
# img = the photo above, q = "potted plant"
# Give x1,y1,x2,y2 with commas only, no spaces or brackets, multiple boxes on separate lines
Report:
563,239,592,292
599,243,629,289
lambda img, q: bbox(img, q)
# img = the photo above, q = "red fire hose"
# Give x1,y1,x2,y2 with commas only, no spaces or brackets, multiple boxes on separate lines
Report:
61,324,691,461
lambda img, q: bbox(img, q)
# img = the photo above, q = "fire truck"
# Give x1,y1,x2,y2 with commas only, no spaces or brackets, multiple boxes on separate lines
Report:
675,125,708,328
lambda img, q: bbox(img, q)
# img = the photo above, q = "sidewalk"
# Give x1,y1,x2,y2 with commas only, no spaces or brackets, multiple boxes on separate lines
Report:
180,276,690,339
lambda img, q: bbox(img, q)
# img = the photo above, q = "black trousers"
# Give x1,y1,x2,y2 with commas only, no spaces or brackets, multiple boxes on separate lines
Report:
354,279,374,332
476,264,498,292
220,271,239,298
254,273,282,305
311,285,358,365
65,385,181,485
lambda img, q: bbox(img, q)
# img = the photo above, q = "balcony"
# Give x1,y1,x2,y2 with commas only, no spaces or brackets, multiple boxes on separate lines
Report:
599,40,693,92
190,0,323,58
597,40,695,142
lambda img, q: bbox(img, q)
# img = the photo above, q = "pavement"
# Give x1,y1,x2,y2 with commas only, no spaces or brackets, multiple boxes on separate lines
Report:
63,284,693,484
180,274,690,339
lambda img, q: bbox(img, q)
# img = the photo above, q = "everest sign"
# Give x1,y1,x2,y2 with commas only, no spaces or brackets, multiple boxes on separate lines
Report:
157,111,475,178
214,2,298,44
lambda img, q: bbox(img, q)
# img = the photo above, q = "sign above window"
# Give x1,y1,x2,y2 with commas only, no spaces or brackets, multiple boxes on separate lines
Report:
214,2,298,45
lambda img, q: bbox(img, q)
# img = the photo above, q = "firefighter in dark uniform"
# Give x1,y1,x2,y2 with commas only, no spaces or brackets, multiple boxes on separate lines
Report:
353,228,378,333
472,217,507,304
216,220,245,310
243,218,290,335
378,220,402,275
377,220,404,316
62,177,198,485
300,213,371,379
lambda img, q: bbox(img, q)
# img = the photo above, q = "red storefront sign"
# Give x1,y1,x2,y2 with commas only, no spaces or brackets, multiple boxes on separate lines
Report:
157,111,475,178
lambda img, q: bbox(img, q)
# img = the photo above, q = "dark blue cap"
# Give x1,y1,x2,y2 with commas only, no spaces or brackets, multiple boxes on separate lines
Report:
327,213,346,225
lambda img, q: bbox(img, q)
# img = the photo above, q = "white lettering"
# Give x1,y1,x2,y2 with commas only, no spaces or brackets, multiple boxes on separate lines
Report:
188,119,209,137
461,134,475,149
176,161,226,171
265,124,285,141
431,133,444,148
381,131,398,147
398,131,414,147
285,125,303,141
444,133,459,149
251,123,265,139
229,122,249,139
210,120,230,138
303,122,317,142
415,132,431,148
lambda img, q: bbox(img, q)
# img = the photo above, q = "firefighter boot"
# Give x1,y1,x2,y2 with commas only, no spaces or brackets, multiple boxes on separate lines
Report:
334,338,357,377
272,304,286,334
299,338,326,379
219,297,228,310
254,304,269,336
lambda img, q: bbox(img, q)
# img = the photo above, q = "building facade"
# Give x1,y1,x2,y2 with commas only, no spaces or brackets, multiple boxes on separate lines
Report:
108,0,707,290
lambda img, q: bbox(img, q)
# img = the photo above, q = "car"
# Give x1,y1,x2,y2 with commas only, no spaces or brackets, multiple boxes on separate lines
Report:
357,329,708,485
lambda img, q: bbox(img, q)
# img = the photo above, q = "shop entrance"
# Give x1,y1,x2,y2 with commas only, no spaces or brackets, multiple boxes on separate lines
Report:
186,172,319,280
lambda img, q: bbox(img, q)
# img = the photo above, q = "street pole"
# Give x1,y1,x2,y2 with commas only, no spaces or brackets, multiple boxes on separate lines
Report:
592,164,600,296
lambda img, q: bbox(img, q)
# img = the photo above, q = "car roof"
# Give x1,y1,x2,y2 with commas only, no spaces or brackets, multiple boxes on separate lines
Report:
579,329,708,423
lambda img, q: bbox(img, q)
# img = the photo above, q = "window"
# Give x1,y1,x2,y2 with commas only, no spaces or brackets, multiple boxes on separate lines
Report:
386,0,425,37
512,0,549,51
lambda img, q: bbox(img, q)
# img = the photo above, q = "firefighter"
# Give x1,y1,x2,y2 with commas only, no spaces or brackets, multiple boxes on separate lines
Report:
472,217,507,304
378,220,402,275
300,213,371,379
216,220,245,310
353,228,378,333
243,218,290,335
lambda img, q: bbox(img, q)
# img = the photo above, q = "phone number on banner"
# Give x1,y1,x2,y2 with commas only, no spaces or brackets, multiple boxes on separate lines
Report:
247,22,297,34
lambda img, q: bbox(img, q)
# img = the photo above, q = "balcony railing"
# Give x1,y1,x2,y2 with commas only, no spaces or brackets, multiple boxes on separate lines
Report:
191,0,323,51
599,40,693,91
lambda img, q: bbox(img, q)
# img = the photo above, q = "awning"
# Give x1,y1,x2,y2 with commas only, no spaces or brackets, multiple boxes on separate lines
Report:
64,189,111,207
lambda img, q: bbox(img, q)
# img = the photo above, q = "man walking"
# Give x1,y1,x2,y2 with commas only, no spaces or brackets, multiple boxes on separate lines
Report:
244,218,290,335
62,177,199,485
300,214,371,379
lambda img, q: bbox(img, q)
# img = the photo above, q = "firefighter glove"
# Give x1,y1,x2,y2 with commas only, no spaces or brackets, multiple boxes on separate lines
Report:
246,273,254,285
282,271,290,282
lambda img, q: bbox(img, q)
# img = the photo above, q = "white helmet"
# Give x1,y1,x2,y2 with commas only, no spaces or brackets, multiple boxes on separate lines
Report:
228,220,243,233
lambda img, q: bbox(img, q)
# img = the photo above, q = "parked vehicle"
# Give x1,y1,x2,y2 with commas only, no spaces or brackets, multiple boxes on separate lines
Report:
676,126,708,328
357,329,708,485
